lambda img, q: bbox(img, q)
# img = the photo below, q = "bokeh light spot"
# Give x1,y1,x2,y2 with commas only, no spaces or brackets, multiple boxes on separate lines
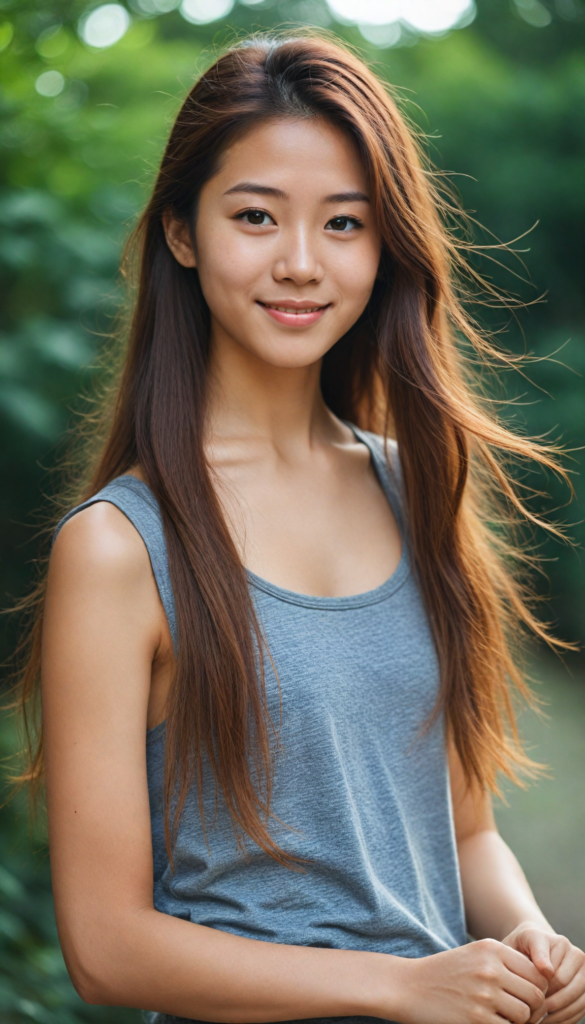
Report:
327,0,475,33
133,0,180,13
35,70,66,97
180,0,234,24
359,21,402,46
513,0,553,26
79,4,131,48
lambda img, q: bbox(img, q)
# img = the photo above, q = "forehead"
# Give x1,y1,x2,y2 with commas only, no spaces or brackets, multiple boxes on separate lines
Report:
210,118,369,197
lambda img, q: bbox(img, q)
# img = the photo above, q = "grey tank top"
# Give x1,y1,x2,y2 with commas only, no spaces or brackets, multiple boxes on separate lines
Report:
54,427,467,1024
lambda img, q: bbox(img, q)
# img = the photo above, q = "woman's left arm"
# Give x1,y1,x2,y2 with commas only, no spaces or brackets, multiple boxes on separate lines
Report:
449,741,585,1024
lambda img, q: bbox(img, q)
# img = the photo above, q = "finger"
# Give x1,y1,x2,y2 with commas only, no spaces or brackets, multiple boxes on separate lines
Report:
546,943,572,996
547,973,565,998
497,991,537,1024
503,946,551,991
545,991,585,1024
548,947,585,995
503,968,547,1014
551,942,568,971
545,968,585,1014
528,997,551,1024
527,1008,549,1024
522,932,556,981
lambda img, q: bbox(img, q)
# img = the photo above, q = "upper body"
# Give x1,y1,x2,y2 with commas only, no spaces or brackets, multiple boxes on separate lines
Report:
39,34,584,1024
52,428,468,970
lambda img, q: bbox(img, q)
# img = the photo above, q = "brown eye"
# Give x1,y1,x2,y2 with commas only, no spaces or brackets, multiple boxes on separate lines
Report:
240,209,273,226
327,216,361,232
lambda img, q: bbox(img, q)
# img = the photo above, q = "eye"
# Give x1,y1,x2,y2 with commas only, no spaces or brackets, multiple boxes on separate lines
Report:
326,215,363,233
236,209,275,227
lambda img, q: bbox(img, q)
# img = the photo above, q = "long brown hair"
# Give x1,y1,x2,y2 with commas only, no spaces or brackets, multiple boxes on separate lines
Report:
11,33,571,864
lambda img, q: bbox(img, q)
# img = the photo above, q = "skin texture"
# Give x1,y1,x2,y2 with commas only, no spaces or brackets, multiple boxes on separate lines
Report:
43,117,585,1023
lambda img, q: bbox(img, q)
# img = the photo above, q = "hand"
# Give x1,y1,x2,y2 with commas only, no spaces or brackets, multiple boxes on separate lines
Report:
393,937,548,1024
503,924,585,1024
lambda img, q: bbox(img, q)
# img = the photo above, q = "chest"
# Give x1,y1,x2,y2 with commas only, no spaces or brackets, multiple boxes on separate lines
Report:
254,572,440,754
214,447,402,598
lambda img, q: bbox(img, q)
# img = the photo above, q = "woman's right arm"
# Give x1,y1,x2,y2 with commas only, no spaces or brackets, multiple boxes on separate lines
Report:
42,503,548,1024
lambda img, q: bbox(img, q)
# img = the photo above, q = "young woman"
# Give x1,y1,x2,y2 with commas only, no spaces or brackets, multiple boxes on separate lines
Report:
16,33,585,1024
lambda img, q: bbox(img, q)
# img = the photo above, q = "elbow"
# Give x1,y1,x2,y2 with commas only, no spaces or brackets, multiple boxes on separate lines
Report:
56,904,153,1007
60,932,127,1007
71,976,107,1007
66,955,119,1006
66,966,108,1006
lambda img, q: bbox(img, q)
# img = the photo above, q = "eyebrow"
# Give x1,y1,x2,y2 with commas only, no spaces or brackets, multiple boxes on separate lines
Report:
223,182,370,204
322,191,370,204
223,183,287,199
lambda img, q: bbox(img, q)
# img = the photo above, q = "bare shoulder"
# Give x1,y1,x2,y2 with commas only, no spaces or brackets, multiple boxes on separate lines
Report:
45,500,166,668
49,500,152,593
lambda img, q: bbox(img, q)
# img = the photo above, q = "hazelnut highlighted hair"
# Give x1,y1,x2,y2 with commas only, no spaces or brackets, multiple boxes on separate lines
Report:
12,35,571,865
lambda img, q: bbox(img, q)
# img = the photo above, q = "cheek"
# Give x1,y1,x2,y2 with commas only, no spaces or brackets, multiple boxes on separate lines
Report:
333,240,380,308
196,222,265,311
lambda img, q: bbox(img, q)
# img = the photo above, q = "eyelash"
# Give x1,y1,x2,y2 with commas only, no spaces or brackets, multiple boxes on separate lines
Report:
234,208,364,231
234,209,275,227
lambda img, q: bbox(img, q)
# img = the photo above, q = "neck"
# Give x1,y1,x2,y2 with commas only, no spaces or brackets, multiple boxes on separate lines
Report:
205,325,339,453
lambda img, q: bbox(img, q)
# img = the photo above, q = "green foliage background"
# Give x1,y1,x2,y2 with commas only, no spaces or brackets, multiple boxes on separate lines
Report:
0,0,583,1020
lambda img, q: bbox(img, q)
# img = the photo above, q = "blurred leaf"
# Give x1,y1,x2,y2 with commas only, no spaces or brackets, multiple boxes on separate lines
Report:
0,385,63,437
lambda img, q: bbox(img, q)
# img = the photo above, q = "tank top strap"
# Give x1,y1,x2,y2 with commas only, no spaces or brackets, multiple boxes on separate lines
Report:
348,425,406,534
53,476,178,654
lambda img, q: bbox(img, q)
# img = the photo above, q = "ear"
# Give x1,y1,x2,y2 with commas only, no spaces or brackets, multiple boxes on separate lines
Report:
162,209,197,268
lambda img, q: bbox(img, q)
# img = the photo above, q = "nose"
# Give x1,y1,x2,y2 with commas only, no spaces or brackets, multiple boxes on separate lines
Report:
272,224,324,286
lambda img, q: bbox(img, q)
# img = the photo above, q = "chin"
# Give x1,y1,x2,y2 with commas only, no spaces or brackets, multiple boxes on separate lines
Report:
251,341,330,370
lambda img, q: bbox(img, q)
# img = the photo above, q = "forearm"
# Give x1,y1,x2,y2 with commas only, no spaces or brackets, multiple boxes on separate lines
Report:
458,828,553,941
72,905,405,1021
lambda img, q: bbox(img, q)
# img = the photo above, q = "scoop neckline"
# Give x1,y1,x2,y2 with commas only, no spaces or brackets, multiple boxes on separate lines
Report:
245,556,409,610
243,425,409,610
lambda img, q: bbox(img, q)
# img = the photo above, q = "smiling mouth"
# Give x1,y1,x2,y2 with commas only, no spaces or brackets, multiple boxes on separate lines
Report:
258,301,330,314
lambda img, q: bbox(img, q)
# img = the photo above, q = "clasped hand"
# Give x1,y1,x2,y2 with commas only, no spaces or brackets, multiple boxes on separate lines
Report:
399,926,584,1024
503,923,585,1024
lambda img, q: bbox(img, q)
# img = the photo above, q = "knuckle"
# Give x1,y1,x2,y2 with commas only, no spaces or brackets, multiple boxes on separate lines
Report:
477,937,499,952
477,964,498,983
476,987,493,1005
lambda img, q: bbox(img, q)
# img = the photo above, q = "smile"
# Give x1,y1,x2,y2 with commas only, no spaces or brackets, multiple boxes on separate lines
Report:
257,301,330,327
263,304,325,313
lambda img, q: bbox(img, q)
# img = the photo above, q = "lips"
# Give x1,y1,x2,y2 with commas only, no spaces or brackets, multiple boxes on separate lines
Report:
257,300,330,328
262,303,326,313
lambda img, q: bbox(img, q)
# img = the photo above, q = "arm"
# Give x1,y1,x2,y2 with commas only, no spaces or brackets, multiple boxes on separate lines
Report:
42,505,549,1024
42,502,399,1022
450,741,585,1024
449,741,552,943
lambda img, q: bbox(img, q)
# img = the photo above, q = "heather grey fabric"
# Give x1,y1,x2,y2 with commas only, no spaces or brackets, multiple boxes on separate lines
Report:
54,427,467,1024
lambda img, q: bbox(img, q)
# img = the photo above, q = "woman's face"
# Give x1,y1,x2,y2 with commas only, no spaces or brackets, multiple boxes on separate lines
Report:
165,117,381,371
